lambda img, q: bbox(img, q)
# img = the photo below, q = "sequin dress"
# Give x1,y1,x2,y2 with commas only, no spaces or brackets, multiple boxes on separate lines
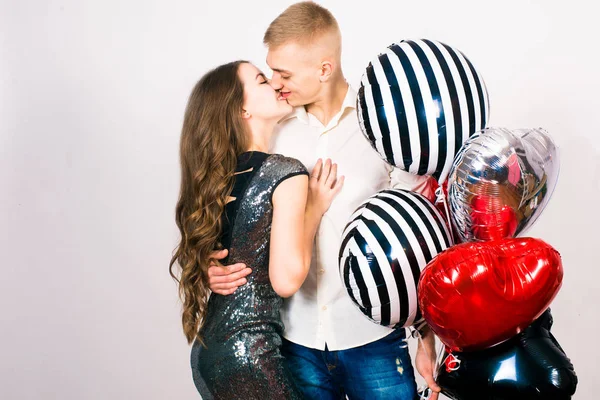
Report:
191,152,308,400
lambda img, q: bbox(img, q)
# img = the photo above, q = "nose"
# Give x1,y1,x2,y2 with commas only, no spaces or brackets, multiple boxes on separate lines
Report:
269,74,283,91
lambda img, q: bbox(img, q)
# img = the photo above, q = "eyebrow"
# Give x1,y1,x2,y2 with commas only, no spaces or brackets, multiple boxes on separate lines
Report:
255,73,267,80
271,68,292,75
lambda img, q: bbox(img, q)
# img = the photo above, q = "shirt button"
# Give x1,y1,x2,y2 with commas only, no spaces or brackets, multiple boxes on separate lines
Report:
318,269,325,274
322,306,327,311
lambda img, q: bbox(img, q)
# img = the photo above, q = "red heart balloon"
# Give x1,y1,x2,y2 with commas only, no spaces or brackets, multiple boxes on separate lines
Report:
418,238,562,352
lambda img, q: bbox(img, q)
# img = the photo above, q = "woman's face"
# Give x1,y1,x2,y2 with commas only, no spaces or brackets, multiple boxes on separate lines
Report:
239,63,292,123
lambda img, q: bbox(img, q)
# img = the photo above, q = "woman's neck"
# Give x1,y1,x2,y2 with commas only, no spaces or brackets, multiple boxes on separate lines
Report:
246,143,269,153
246,120,275,153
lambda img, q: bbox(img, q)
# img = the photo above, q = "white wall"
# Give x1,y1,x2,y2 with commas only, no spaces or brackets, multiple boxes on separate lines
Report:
1,0,597,398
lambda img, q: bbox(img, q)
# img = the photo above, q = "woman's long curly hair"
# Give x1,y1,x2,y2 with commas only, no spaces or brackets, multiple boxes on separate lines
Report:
170,61,250,344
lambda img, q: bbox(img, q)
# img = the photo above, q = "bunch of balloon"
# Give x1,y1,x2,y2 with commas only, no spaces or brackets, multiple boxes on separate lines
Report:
339,39,489,333
341,38,578,399
417,127,578,399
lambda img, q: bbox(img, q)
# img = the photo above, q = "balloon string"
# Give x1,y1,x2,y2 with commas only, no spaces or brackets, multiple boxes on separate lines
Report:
434,340,446,380
435,186,455,244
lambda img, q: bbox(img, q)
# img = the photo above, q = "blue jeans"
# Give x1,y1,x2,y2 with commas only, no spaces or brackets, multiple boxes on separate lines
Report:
281,329,418,400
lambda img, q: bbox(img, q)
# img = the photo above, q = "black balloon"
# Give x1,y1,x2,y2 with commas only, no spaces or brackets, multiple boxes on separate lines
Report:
437,309,577,400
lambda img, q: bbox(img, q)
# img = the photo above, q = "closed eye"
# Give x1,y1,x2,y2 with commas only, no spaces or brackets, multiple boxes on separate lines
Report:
256,72,269,85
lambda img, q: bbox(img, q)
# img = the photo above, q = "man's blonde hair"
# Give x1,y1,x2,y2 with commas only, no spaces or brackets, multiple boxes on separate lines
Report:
263,1,340,49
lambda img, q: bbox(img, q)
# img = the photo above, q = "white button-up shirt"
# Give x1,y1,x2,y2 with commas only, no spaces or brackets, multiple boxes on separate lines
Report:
271,86,430,351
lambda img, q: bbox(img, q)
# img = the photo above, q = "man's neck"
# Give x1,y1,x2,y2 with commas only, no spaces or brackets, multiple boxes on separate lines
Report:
305,77,349,127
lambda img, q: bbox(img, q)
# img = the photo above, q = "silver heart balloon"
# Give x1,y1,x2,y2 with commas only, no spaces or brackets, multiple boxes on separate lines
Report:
448,127,559,243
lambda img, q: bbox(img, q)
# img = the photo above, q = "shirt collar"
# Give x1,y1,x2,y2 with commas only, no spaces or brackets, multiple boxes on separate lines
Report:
280,84,357,125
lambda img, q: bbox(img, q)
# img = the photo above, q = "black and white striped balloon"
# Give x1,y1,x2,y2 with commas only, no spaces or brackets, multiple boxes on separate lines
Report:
339,189,453,328
357,39,490,183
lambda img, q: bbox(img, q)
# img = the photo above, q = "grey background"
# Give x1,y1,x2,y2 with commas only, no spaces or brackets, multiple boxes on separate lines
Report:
1,0,597,398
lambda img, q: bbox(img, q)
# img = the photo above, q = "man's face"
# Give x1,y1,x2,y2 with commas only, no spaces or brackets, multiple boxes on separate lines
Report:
266,43,322,107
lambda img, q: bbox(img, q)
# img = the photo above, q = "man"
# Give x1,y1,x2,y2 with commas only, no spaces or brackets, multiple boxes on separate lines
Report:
208,2,441,399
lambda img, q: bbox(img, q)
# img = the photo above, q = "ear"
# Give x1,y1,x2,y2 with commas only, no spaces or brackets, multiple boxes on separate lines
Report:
241,109,251,119
319,61,334,82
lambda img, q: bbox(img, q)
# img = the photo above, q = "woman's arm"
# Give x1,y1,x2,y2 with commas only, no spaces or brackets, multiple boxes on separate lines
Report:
269,174,310,298
269,159,343,298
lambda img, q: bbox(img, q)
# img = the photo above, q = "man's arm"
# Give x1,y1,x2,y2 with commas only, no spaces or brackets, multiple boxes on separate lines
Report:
207,249,252,295
415,324,441,400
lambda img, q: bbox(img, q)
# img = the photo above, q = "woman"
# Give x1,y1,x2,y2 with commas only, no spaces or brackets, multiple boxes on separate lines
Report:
169,60,343,399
